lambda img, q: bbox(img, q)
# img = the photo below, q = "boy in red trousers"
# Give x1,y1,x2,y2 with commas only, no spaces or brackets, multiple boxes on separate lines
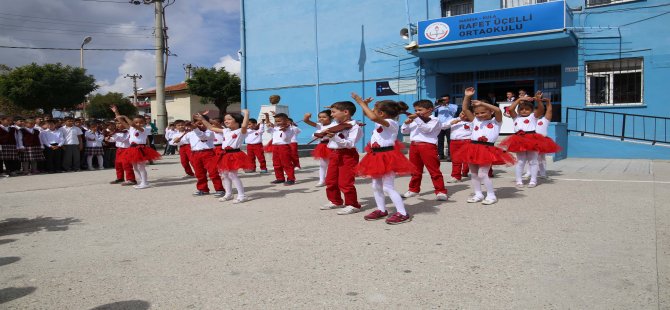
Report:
266,113,296,185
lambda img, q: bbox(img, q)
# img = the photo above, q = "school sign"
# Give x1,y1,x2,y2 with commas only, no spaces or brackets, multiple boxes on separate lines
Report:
418,1,567,46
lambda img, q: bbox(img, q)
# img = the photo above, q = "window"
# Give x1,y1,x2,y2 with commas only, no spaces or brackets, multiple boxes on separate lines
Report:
586,58,643,105
441,0,473,17
502,0,553,8
587,0,638,8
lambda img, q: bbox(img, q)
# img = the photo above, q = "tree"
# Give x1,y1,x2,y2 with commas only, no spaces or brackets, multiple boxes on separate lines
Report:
186,67,240,113
85,92,137,119
0,63,97,115
0,64,40,117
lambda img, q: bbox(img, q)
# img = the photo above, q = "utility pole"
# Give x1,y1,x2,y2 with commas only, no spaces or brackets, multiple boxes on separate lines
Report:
154,0,167,135
124,73,143,105
184,64,192,80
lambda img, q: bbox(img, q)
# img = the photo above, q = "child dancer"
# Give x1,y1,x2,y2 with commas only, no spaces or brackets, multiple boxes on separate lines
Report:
111,105,161,189
244,118,267,173
172,120,195,178
319,101,363,215
447,112,472,182
176,115,225,197
501,91,560,188
400,100,449,201
288,118,301,170
84,122,105,170
19,118,44,174
303,110,336,187
266,113,296,185
210,117,224,157
199,110,253,203
107,122,136,185
458,87,515,205
353,93,415,224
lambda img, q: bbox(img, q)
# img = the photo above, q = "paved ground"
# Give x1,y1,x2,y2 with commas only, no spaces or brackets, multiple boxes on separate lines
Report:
0,155,668,309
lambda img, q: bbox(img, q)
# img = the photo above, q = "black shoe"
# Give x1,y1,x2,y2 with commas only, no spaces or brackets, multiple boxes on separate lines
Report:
109,179,124,184
284,180,296,186
192,190,209,196
270,179,285,184
213,190,226,198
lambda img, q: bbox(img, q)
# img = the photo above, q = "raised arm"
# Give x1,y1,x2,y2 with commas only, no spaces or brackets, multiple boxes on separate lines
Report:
462,87,475,122
194,114,223,133
475,101,503,123
111,105,131,129
543,98,553,121
508,98,521,119
533,90,545,118
263,112,274,128
351,92,389,127
240,110,249,134
303,113,317,128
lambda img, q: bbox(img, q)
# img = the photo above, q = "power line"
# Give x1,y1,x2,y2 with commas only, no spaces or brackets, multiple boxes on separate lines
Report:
0,16,153,31
0,26,152,39
0,45,159,51
0,12,151,28
0,23,152,37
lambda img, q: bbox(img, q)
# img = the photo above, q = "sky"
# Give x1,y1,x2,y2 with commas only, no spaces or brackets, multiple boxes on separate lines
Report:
0,0,241,97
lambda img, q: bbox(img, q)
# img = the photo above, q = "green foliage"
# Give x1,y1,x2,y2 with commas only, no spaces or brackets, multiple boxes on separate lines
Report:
0,63,97,113
186,67,240,113
85,92,137,119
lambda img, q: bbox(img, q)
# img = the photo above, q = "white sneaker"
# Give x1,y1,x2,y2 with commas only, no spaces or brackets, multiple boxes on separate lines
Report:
446,177,461,183
337,205,361,215
467,195,484,203
233,196,248,204
436,193,448,201
516,182,525,188
294,167,301,171
218,195,233,202
133,183,150,189
402,191,418,198
482,197,498,205
527,182,537,188
522,173,530,180
320,202,343,210
315,181,325,187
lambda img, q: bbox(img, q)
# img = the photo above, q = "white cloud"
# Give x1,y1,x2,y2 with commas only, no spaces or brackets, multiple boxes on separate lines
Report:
213,54,241,75
97,51,155,95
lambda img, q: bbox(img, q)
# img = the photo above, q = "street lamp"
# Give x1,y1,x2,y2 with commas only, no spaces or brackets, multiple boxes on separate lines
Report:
80,36,92,68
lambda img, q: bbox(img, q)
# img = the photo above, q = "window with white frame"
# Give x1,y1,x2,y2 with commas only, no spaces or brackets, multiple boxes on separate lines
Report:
502,0,554,8
586,58,643,105
587,0,638,8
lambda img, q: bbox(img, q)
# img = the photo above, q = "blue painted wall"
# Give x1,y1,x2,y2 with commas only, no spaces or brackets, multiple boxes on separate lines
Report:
242,0,670,156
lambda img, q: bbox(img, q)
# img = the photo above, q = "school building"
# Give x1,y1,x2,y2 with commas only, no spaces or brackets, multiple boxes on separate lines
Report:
241,0,670,159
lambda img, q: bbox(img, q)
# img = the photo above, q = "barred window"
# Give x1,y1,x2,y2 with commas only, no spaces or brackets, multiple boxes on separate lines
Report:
586,58,643,105
587,0,638,8
502,0,554,8
441,0,474,17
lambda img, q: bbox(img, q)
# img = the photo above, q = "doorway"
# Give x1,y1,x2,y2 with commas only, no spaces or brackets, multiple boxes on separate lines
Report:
477,80,534,105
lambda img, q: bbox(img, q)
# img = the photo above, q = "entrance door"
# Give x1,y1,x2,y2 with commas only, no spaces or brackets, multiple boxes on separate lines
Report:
478,80,535,134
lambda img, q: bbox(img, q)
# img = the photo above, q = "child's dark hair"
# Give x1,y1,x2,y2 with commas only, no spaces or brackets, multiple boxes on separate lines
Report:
210,117,222,123
518,100,534,110
274,113,289,120
226,113,243,126
330,101,356,115
413,100,434,109
249,118,258,124
174,119,185,125
288,118,294,123
318,110,332,118
63,117,74,121
375,100,409,118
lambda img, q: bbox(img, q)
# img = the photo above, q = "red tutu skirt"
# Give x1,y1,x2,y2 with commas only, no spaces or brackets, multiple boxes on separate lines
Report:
217,150,254,172
263,139,273,153
312,142,331,160
500,132,562,153
356,141,416,178
456,141,516,166
124,144,162,163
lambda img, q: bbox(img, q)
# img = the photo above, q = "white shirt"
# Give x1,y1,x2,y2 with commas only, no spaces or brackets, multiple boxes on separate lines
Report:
41,129,64,147
513,114,538,133
222,128,245,149
267,126,294,145
213,130,224,145
128,127,149,145
59,125,82,145
369,119,398,148
450,121,472,140
471,118,501,143
185,128,214,151
109,131,130,148
85,131,104,147
245,124,264,144
173,131,190,146
536,117,549,136
290,126,301,143
165,129,177,146
327,120,362,149
400,115,441,144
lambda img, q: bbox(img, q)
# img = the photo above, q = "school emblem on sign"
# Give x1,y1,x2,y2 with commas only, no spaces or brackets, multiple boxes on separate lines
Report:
424,22,449,41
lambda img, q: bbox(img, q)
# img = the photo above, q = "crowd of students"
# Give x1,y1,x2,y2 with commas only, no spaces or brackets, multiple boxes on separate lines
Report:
1,87,558,225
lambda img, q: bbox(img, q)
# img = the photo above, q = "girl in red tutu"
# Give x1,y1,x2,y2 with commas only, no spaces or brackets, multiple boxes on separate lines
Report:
535,96,556,179
303,110,337,187
199,110,253,203
111,105,161,189
352,92,416,225
458,87,516,205
500,90,560,188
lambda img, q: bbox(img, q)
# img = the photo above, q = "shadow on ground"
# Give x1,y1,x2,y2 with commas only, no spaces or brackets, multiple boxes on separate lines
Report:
0,287,37,304
0,217,81,237
90,300,151,310
0,256,20,267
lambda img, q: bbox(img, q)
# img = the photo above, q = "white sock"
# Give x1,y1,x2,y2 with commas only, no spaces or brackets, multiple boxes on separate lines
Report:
527,151,539,184
87,155,94,169
479,165,495,200
222,172,232,196
383,173,406,215
470,164,483,198
515,152,528,184
96,155,104,168
134,162,148,185
538,153,547,176
319,159,328,183
228,171,245,199
371,178,387,212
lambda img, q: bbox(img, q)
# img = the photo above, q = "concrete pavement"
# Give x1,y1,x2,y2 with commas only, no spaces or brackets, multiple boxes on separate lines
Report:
1,155,668,309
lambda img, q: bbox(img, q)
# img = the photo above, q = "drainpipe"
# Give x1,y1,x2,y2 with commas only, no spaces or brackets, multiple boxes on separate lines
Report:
314,0,321,112
240,0,248,109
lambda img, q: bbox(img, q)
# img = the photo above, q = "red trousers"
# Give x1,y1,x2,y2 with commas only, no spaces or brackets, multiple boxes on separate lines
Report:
191,149,223,192
179,145,195,176
326,148,360,208
246,143,267,171
114,148,135,181
289,142,301,168
449,140,470,180
408,142,447,195
272,144,295,181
